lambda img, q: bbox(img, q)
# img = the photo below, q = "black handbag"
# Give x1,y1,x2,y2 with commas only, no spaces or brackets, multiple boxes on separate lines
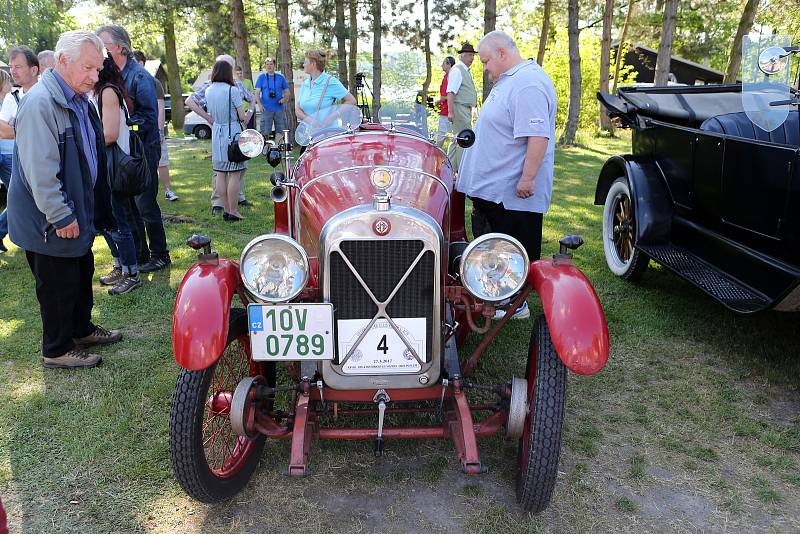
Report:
99,85,151,196
226,86,249,163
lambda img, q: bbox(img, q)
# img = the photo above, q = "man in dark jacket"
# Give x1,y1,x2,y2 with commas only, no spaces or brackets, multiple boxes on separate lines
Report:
8,30,122,369
97,24,171,272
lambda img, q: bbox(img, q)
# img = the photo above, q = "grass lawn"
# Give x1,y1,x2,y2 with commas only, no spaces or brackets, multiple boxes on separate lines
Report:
0,132,798,533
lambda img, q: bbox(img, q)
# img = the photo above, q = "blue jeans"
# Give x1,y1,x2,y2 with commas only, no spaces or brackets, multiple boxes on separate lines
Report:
0,153,12,240
130,144,169,263
103,193,138,273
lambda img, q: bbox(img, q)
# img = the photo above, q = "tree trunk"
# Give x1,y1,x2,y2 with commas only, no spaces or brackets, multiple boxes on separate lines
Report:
482,0,496,101
349,0,358,97
163,7,184,129
559,0,581,146
335,0,348,86
654,0,678,86
599,0,614,131
276,0,296,138
724,0,758,83
536,0,551,66
371,0,381,120
422,0,432,102
229,0,252,81
611,0,634,93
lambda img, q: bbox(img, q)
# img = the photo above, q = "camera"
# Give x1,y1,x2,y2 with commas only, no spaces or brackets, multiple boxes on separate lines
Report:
355,72,366,89
269,90,276,98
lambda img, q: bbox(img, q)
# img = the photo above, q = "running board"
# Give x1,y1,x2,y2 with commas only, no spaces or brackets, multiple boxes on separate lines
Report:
638,245,770,313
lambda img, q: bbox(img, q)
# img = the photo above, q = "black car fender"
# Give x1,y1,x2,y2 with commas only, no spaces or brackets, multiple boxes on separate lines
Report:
595,155,673,246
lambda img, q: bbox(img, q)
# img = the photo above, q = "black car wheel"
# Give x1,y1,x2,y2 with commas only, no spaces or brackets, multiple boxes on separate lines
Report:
194,125,212,140
516,315,566,514
602,177,649,280
169,309,265,503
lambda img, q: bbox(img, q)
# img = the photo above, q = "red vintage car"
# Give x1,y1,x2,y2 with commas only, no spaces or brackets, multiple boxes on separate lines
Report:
168,103,610,513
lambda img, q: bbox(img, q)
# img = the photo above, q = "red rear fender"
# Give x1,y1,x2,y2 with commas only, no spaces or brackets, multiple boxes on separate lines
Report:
528,259,609,375
172,259,242,371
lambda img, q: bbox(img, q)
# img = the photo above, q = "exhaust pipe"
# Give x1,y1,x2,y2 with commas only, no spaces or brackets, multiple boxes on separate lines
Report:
270,185,288,203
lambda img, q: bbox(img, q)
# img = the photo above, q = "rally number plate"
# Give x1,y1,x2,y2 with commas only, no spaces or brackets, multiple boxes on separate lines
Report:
248,303,335,361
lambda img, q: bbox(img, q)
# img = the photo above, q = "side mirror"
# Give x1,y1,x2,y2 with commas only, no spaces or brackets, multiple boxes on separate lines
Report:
237,129,265,158
758,46,789,75
456,128,475,148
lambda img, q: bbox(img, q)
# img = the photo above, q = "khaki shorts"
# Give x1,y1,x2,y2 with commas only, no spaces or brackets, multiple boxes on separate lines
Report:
159,138,169,167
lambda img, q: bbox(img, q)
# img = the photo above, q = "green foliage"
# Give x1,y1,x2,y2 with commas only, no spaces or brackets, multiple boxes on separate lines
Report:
537,26,636,131
0,0,77,53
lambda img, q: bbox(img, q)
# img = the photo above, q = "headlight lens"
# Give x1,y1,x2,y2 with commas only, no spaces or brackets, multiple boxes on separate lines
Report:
240,235,309,302
459,233,529,302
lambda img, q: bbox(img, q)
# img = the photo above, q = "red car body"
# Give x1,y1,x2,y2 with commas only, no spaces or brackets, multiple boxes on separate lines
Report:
169,119,609,512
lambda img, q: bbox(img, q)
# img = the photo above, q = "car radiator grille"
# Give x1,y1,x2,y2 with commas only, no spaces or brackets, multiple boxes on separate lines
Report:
328,239,435,363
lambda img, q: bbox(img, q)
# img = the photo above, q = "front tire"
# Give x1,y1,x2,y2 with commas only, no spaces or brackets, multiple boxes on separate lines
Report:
602,177,649,280
516,315,567,514
169,308,265,503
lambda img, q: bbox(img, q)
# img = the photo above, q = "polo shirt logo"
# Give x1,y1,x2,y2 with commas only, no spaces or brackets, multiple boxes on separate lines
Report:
529,118,545,126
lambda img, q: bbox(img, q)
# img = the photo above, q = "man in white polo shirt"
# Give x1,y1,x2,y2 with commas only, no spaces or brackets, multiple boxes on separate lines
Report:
456,31,557,319
0,46,39,253
446,42,477,171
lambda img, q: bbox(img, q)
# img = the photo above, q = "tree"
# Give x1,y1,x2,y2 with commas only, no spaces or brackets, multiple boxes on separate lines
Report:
391,0,433,105
372,0,382,119
599,0,614,130
482,0,496,101
653,0,679,86
559,0,580,146
334,0,348,86
229,0,252,81
162,7,185,128
348,0,358,95
723,0,758,83
536,0,551,66
0,0,75,52
611,0,634,93
275,0,296,139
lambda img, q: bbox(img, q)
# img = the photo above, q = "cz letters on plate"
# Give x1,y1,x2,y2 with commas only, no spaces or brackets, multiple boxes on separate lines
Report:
248,304,335,361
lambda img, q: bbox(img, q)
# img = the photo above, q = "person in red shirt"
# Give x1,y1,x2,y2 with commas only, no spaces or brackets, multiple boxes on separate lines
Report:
436,56,455,147
0,496,8,534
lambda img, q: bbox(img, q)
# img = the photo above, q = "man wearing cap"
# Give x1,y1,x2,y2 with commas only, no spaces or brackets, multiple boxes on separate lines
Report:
456,31,557,320
446,42,477,170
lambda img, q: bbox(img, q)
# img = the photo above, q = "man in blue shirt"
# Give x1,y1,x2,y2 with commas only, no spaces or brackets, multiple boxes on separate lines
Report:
254,57,289,139
97,24,171,273
457,31,557,320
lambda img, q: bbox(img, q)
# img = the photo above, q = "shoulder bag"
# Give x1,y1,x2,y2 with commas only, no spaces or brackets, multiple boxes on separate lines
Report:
99,85,151,196
226,85,249,163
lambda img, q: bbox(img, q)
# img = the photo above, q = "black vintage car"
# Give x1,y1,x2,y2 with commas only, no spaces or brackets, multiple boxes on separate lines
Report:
595,37,799,313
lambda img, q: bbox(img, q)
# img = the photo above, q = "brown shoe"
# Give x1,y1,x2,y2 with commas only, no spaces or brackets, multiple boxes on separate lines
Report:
42,348,102,369
99,266,124,286
73,325,123,347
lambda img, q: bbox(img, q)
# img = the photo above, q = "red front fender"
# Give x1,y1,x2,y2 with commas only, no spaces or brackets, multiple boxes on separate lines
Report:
528,259,609,375
172,259,242,371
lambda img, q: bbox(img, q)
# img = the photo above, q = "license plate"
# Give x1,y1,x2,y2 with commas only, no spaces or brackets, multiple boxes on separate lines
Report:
248,303,334,361
337,317,426,374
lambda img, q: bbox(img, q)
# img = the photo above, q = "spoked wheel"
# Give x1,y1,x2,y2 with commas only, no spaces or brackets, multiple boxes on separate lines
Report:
169,308,267,503
602,177,649,280
516,315,567,514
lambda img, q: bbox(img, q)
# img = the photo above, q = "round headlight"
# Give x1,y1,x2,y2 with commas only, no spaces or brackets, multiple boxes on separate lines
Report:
240,235,309,302
459,233,529,302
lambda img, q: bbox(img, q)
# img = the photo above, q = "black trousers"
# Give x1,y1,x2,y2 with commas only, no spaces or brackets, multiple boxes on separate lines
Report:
130,144,169,264
469,197,543,260
25,249,96,357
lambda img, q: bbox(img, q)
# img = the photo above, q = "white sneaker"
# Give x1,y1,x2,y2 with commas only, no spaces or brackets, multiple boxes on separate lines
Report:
493,301,530,320
165,189,179,201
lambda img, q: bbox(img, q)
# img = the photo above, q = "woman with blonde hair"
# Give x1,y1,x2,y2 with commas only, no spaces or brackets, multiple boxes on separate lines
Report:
295,49,356,125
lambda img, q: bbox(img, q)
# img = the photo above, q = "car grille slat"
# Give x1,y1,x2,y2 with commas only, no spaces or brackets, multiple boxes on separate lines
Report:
329,239,434,363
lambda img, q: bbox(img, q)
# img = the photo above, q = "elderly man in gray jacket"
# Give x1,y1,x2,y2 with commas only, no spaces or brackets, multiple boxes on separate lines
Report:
8,30,123,369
